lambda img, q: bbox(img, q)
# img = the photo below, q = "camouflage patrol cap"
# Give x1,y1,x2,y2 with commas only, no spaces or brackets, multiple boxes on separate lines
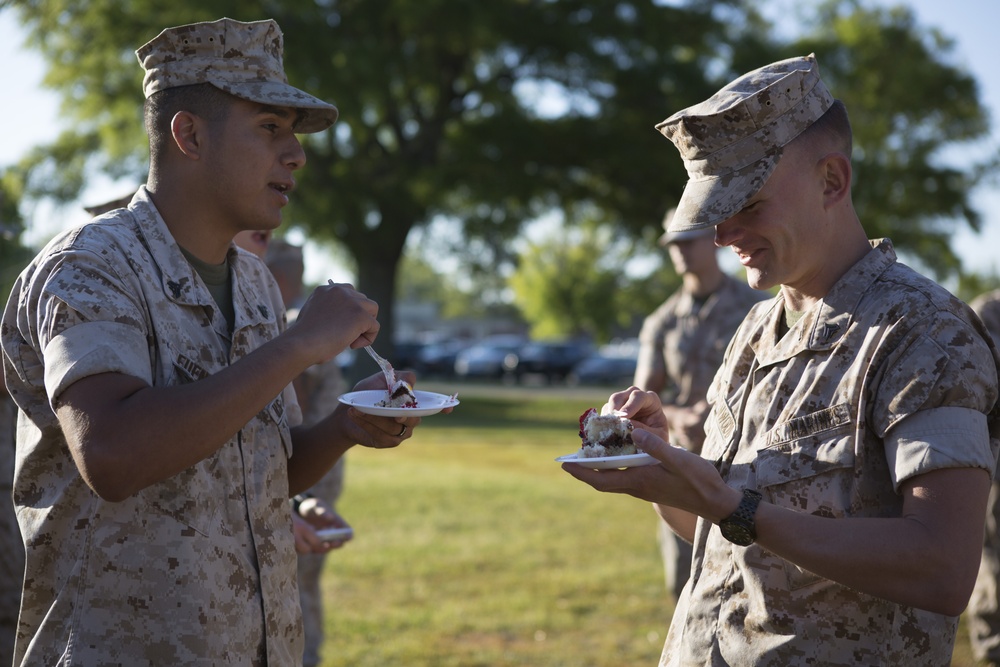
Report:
658,207,714,245
136,18,338,134
656,54,833,232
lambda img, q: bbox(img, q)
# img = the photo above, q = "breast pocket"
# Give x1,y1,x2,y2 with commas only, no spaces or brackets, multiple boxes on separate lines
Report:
756,403,856,590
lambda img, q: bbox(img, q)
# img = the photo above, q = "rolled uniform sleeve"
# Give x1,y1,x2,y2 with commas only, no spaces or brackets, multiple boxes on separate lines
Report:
44,320,151,405
887,407,995,490
874,312,1000,490
30,248,152,407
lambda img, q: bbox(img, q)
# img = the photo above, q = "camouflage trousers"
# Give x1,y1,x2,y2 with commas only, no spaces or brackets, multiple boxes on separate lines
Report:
297,550,329,667
970,480,1000,664
657,519,693,602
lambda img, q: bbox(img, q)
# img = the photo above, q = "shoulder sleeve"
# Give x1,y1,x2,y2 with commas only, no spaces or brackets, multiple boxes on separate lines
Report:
34,247,152,403
874,312,997,434
875,311,1000,486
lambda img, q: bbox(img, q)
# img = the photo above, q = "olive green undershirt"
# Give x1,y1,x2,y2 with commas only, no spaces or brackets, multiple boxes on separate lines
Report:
179,246,235,333
779,306,805,338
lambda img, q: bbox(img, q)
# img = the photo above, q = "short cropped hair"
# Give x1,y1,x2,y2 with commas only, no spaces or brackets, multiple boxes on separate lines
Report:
144,83,234,167
793,99,852,158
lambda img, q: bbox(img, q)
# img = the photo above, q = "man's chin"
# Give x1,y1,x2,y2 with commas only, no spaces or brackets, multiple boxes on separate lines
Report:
744,271,774,292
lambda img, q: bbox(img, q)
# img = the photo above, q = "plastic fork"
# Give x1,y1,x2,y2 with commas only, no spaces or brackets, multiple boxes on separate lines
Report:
364,345,396,389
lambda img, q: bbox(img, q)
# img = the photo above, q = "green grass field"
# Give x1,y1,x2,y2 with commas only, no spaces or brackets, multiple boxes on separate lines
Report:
316,384,981,667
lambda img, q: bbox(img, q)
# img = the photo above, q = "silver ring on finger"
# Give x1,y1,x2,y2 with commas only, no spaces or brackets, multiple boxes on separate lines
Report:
398,424,407,437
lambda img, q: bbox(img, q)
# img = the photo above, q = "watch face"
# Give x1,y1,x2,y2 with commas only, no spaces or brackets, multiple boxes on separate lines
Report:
720,520,755,547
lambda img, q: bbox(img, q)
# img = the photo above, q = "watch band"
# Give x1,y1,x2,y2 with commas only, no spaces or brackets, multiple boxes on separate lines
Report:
291,492,315,516
719,488,762,546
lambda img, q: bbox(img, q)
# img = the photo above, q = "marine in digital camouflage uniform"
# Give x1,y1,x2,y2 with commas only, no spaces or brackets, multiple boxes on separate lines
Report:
970,288,1000,666
563,54,1000,666
0,18,419,666
4,195,305,664
635,217,766,600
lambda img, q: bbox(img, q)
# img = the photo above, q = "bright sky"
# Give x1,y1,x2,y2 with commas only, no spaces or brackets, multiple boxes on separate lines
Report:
2,2,999,285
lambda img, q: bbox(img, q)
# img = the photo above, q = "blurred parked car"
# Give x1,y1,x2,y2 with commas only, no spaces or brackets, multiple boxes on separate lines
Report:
509,340,593,384
453,335,526,380
567,350,638,387
392,340,427,371
417,339,471,378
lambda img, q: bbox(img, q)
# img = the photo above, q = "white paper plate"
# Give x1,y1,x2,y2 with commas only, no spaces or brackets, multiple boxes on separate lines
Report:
315,527,354,542
338,390,459,417
555,452,659,470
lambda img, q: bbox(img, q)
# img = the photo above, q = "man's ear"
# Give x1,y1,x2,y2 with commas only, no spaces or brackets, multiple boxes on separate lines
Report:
820,152,852,209
169,110,204,160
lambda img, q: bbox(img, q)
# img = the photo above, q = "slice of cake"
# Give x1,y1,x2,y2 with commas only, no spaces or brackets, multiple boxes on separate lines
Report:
577,408,635,458
376,379,418,408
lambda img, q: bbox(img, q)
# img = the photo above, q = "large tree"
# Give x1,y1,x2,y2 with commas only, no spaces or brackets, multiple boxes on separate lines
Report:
508,210,678,342
4,0,997,351
786,0,997,279
500,0,1000,335
4,0,743,351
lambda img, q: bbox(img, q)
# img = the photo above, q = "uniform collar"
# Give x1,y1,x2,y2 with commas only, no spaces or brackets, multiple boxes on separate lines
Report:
230,247,279,330
130,186,216,308
751,239,895,363
129,186,277,334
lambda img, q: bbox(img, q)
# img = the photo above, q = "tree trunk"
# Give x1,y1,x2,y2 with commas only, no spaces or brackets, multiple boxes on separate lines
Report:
346,236,402,385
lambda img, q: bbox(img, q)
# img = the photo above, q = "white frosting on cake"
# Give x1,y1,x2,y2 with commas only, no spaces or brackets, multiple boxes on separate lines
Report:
376,379,417,408
578,409,635,457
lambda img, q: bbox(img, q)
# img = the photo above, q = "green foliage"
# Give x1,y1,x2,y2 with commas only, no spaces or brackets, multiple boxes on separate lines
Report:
396,237,524,324
0,168,36,303
509,231,620,341
955,271,1000,304
3,0,999,340
396,252,478,320
789,0,998,281
1,0,754,348
508,213,678,342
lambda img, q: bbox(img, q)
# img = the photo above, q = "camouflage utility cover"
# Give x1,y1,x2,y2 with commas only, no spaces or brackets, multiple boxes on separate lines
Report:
657,54,833,233
137,17,338,134
661,240,1000,666
1,187,304,665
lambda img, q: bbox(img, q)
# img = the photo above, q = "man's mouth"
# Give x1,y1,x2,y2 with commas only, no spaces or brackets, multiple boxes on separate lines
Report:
733,247,758,266
270,182,292,204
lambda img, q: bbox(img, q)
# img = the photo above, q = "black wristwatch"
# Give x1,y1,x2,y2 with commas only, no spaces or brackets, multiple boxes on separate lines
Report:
719,489,763,546
291,492,314,516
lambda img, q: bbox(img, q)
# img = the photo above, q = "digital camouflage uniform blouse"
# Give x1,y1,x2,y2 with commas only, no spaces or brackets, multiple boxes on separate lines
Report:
1,187,303,666
662,240,1000,666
